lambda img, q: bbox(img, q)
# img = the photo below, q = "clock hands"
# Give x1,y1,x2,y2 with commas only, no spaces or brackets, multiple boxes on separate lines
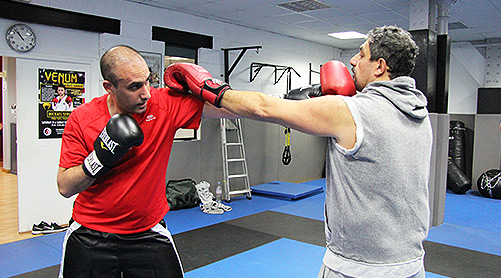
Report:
7,24,36,52
15,30,25,41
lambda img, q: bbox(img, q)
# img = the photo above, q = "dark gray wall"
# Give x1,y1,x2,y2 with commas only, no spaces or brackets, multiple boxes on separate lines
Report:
449,114,501,190
472,115,501,190
166,118,327,193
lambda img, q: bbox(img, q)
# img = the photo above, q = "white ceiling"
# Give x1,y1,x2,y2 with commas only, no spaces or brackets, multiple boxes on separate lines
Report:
125,0,501,49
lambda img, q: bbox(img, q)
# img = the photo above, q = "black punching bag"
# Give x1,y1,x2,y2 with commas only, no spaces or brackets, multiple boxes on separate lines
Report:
449,121,466,172
447,157,471,194
477,169,501,199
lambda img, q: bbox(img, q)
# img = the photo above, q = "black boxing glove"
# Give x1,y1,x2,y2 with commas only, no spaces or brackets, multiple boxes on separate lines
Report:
285,84,322,100
82,114,144,178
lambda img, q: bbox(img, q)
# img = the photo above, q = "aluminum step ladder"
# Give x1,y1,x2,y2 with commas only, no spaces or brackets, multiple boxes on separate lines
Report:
220,118,252,201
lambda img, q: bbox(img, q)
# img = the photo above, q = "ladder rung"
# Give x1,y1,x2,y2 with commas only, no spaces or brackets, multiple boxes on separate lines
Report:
228,174,248,179
229,189,252,195
225,143,243,146
227,158,245,162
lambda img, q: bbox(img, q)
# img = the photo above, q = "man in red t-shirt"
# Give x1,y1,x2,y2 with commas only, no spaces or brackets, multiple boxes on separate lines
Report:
57,45,232,277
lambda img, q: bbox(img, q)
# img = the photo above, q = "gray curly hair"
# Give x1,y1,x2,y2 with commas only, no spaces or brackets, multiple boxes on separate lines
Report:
367,26,419,79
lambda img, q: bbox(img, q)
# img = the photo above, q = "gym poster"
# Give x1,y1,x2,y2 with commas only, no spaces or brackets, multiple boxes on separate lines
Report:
39,68,85,139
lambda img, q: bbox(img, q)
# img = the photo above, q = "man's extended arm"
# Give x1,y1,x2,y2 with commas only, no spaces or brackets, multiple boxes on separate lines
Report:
164,62,357,148
219,89,356,148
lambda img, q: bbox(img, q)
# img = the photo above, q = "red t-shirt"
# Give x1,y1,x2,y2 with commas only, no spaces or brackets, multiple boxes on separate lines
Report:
59,87,204,234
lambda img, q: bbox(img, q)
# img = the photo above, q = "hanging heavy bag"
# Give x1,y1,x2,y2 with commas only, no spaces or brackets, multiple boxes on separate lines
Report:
447,157,471,194
449,121,466,172
477,169,501,199
166,178,200,210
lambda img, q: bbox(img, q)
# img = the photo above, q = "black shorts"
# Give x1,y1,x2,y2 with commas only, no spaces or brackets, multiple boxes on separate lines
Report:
59,220,184,278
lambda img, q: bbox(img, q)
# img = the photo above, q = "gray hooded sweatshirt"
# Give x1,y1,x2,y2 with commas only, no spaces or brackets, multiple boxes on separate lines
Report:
323,76,433,277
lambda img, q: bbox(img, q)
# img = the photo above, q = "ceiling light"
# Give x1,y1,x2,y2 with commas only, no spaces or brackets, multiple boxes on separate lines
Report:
278,0,331,13
328,31,367,40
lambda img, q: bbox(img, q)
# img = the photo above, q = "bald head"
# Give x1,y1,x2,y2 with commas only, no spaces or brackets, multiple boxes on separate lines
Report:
100,45,145,87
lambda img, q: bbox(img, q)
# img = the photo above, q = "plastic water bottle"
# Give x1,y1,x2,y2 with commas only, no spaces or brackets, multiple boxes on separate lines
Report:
215,182,222,204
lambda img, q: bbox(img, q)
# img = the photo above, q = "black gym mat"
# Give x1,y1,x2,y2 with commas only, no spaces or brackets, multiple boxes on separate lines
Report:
226,210,326,247
173,222,280,272
423,241,501,278
11,265,59,278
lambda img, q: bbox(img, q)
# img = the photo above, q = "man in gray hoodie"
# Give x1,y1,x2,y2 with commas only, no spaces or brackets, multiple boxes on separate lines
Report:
166,26,432,278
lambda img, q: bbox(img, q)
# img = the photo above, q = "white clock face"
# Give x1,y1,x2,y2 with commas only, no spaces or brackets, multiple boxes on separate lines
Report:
6,24,37,52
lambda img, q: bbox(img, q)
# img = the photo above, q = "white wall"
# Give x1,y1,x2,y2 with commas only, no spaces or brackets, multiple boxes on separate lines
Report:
0,19,102,232
16,59,93,231
448,42,486,114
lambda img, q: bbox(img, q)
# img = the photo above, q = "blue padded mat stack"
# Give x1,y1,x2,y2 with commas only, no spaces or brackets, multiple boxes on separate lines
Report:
251,181,323,200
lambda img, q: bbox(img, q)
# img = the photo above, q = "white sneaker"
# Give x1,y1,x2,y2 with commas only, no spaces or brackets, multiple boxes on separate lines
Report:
200,202,224,214
217,202,232,212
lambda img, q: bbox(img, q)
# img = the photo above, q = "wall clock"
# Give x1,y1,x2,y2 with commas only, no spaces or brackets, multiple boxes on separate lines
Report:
6,24,37,52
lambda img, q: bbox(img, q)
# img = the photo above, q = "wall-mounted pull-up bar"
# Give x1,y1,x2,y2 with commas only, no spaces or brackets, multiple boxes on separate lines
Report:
249,62,300,85
221,46,262,83
309,63,321,85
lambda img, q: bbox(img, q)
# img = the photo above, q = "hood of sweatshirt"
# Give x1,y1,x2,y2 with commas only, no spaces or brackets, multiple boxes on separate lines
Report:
363,76,429,119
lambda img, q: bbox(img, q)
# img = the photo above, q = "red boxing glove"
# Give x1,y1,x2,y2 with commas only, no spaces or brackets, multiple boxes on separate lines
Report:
320,61,356,96
164,63,231,107
65,96,72,104
52,98,58,105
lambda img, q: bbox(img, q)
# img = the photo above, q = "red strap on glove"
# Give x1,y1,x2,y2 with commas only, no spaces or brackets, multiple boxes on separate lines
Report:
164,63,231,107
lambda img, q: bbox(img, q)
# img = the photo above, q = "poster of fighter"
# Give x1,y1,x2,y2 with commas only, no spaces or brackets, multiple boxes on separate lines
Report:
38,68,85,139
140,51,162,88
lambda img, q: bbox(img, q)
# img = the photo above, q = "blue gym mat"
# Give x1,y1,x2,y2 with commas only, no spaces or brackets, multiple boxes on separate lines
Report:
185,238,325,278
426,191,501,256
184,237,449,278
0,232,64,277
251,181,324,200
